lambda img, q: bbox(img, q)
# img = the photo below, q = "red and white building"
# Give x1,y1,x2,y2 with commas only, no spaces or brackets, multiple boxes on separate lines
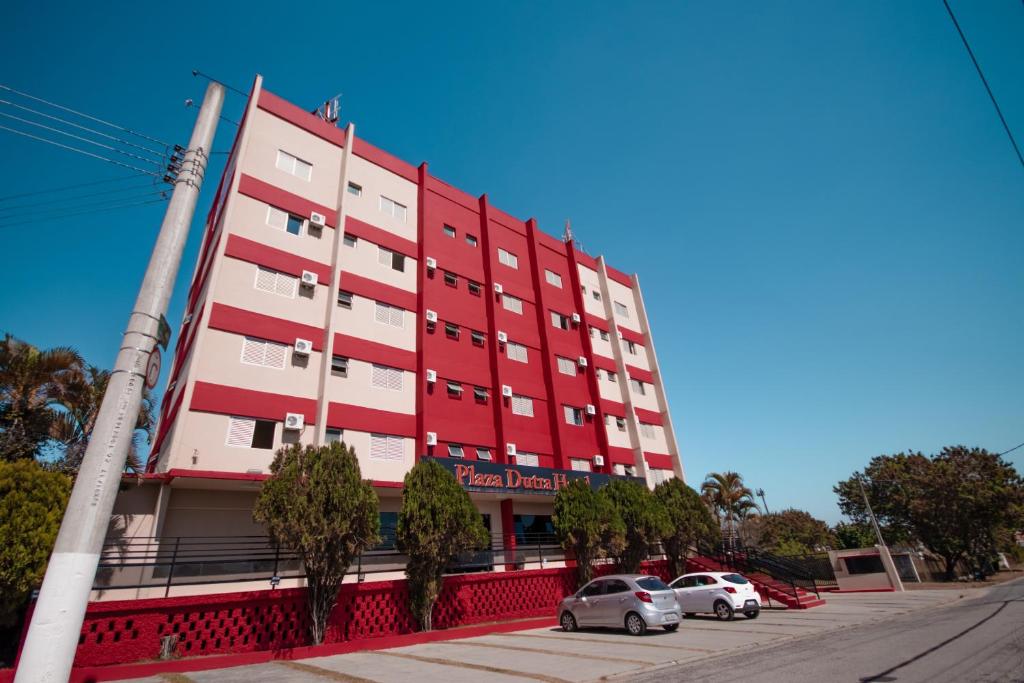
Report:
108,75,684,598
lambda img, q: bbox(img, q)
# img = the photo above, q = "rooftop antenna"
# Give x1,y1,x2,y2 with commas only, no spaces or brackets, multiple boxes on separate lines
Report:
312,93,342,125
563,218,573,243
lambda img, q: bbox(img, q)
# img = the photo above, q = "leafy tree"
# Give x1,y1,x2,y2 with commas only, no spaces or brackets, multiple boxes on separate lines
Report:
604,479,671,573
50,364,156,474
0,460,71,627
833,521,877,550
835,447,1024,580
0,335,82,461
552,479,625,588
749,508,835,555
654,478,719,579
253,442,380,644
701,471,758,547
396,459,489,631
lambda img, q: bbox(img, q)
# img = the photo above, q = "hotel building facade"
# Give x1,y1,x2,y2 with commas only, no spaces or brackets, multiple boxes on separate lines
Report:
108,75,684,597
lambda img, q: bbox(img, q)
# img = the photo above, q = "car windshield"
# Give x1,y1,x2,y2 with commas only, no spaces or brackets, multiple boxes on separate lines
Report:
635,576,670,591
721,573,749,584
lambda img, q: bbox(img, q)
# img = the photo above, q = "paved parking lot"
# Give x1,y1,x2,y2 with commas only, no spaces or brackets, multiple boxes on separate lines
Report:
125,589,975,683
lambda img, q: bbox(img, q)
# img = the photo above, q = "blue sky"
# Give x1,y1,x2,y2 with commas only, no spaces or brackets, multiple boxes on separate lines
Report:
1,1,1021,523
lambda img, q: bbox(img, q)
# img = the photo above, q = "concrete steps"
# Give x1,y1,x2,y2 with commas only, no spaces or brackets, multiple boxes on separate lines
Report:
685,555,827,610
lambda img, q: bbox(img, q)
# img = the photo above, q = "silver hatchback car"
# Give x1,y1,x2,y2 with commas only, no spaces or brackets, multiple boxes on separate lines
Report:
558,574,682,636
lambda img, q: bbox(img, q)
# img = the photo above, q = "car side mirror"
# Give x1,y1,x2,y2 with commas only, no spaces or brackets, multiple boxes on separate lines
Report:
578,594,587,602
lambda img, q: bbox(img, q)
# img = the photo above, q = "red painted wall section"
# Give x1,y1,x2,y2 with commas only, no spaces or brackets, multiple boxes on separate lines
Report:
585,313,609,332
633,407,664,426
326,403,416,437
574,249,598,270
643,452,675,469
607,445,636,466
617,326,645,345
605,265,634,288
414,164,428,458
208,303,324,351
224,234,331,283
333,333,416,372
351,136,418,184
338,272,416,311
476,194,508,463
601,399,626,417
237,174,338,227
190,381,317,424
344,216,417,259
625,364,655,384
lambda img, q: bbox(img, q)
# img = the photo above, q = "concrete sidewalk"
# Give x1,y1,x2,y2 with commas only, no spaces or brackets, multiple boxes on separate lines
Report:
122,589,978,683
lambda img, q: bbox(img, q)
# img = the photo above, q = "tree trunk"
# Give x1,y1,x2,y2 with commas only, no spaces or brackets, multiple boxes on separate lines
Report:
943,555,960,582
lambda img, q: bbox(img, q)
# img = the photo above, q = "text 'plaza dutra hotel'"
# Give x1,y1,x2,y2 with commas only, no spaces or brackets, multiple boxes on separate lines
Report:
109,75,685,599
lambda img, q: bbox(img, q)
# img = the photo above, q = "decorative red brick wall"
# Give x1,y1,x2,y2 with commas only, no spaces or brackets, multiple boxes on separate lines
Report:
70,561,668,667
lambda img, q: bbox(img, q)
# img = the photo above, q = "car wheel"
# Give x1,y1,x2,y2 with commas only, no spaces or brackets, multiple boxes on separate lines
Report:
684,612,696,619
714,600,735,621
744,610,760,619
560,612,578,632
625,612,647,636
663,623,679,632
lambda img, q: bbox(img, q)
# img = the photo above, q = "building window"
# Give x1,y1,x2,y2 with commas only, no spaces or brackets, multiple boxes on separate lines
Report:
571,458,592,472
443,271,458,287
614,301,629,318
468,281,482,296
255,267,298,298
545,269,562,288
650,469,674,485
600,329,610,341
331,355,349,377
325,428,344,443
347,182,362,196
465,234,478,247
446,381,463,398
374,301,404,327
501,294,523,314
550,311,569,330
497,247,518,269
564,406,584,426
616,417,626,432
337,290,353,309
371,364,403,391
226,417,275,449
444,322,460,339
443,224,456,238
379,195,407,222
343,234,357,247
592,290,602,301
276,150,312,181
511,394,534,417
476,447,492,460
556,356,577,376
613,463,626,476
639,423,656,439
473,386,488,402
624,340,637,355
630,378,646,395
240,337,287,369
448,443,464,458
471,330,485,346
607,371,617,383
369,433,404,461
377,246,406,272
506,342,528,363
515,452,539,467
604,414,611,426
266,206,304,236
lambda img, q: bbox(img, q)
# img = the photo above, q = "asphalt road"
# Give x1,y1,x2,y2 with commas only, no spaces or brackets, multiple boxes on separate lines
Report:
637,578,1024,683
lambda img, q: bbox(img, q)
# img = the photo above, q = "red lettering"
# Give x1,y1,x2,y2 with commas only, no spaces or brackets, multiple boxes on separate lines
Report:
506,469,522,489
455,464,470,485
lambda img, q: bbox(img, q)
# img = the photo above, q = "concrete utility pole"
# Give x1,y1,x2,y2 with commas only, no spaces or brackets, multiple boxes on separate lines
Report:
15,82,224,683
857,478,905,593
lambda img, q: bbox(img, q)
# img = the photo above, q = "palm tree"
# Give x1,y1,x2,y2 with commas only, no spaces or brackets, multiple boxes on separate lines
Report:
701,471,758,549
50,365,155,474
0,334,83,461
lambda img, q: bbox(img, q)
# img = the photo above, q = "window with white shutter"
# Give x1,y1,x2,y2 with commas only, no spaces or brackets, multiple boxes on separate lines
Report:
544,269,562,288
556,356,577,376
570,458,591,472
564,406,584,426
613,463,626,476
497,248,518,269
371,364,403,391
448,443,464,458
614,301,629,318
370,433,405,461
639,423,656,439
501,294,523,314
515,452,539,467
226,417,255,447
379,196,407,223
630,379,646,395
506,342,528,363
276,150,312,180
255,267,298,298
511,394,534,417
240,337,287,369
374,301,404,328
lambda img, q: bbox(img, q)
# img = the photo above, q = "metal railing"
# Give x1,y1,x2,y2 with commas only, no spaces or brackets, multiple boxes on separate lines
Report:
695,542,820,603
93,533,569,595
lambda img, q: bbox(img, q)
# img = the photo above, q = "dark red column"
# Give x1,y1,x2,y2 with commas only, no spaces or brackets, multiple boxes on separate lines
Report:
500,498,517,571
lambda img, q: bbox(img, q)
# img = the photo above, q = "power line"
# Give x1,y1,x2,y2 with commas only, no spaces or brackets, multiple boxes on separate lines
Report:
0,174,150,202
0,98,168,159
191,69,248,97
0,124,162,177
0,196,169,229
998,441,1024,457
942,0,1024,170
0,189,168,220
0,110,165,168
0,180,162,212
0,83,171,148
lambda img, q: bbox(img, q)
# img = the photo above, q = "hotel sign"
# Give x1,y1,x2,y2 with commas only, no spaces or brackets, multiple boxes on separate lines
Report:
425,456,639,496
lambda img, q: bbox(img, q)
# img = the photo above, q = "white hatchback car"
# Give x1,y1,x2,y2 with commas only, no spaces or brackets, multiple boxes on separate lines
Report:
669,572,762,620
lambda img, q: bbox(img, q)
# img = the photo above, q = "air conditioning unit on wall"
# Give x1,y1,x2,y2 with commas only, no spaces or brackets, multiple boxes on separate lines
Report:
585,404,596,416
593,454,605,467
425,310,438,323
501,384,513,398
293,338,312,355
493,283,503,294
426,432,437,446
309,211,326,227
497,331,508,344
300,270,318,287
577,356,588,367
425,369,437,383
506,443,517,456
426,256,437,270
284,413,304,430
571,312,581,325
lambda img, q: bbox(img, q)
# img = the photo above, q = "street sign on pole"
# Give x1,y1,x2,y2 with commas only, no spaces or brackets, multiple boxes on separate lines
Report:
145,348,161,389
157,314,171,350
